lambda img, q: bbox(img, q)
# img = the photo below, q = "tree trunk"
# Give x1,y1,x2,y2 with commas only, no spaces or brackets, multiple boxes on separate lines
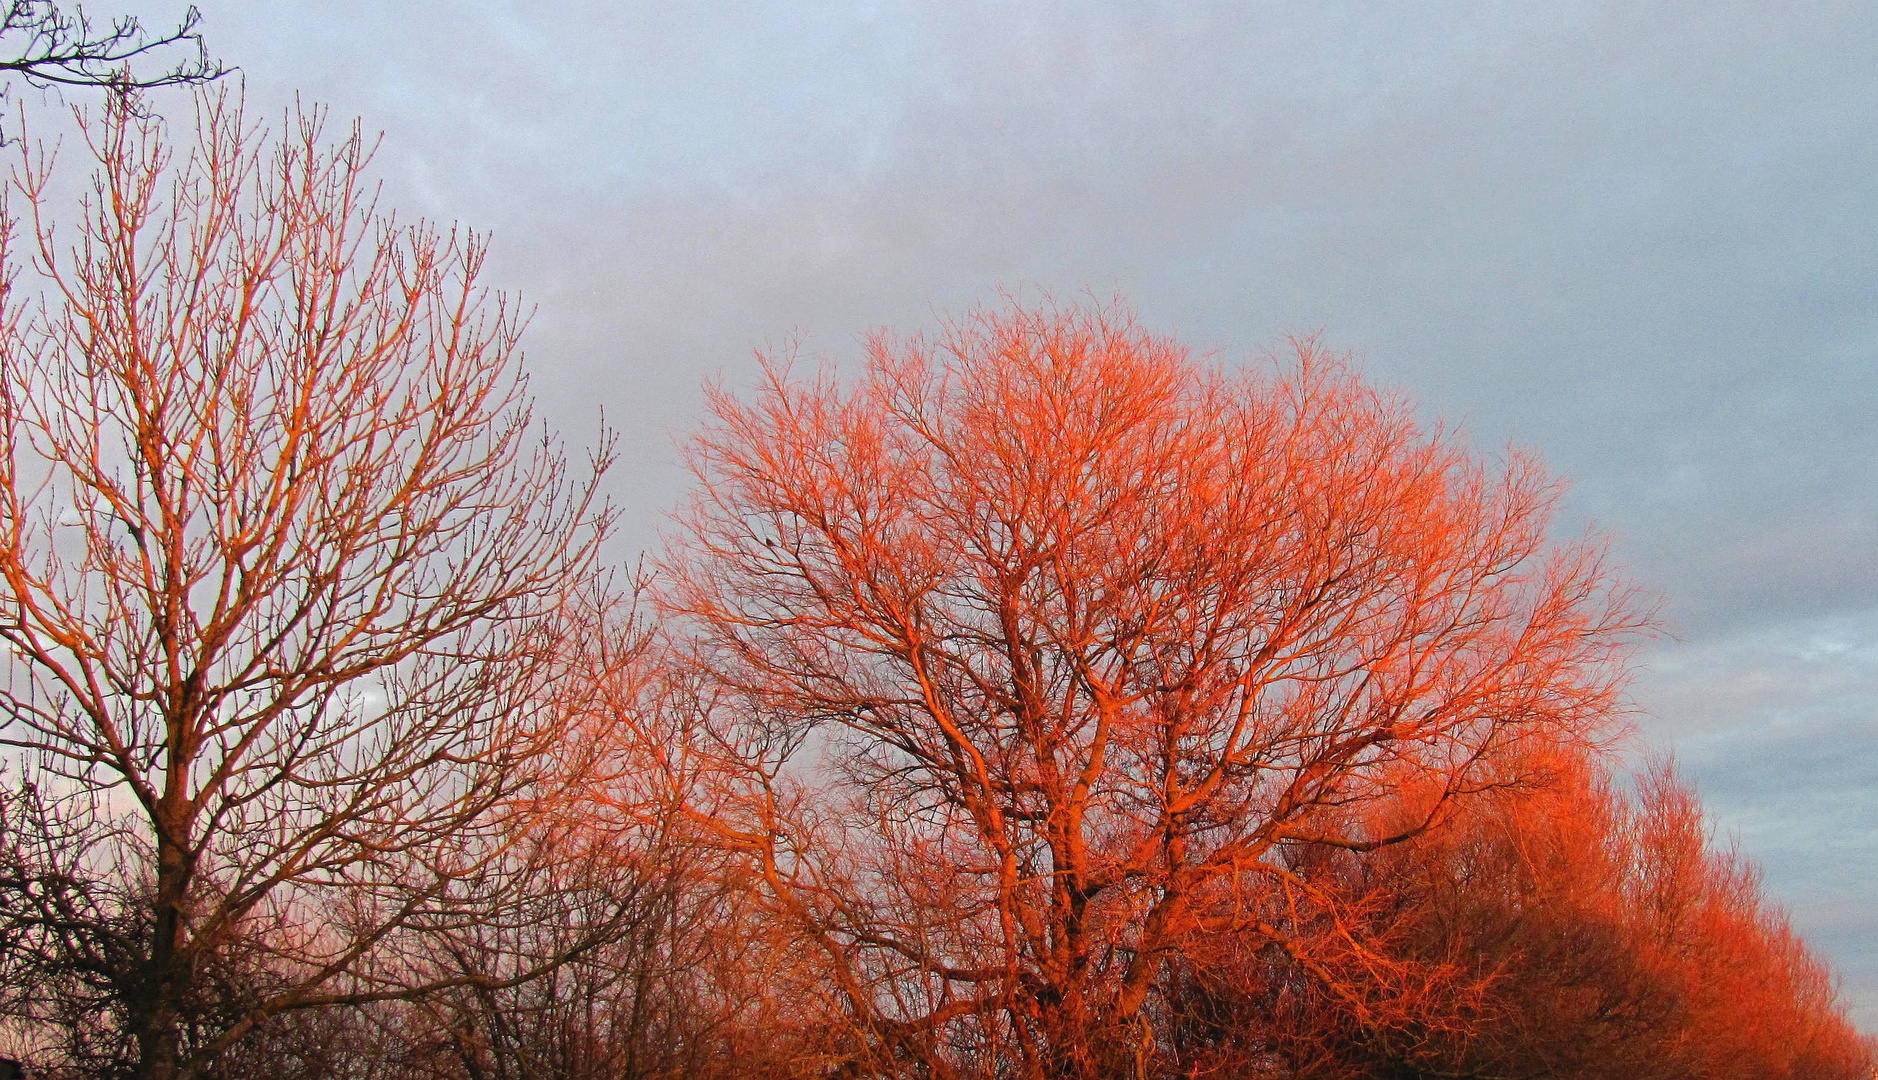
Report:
134,796,194,1080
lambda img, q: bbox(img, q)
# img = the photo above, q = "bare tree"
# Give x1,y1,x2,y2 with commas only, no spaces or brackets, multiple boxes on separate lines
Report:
663,299,1646,1079
0,90,613,1080
1175,751,1876,1080
0,2,220,99
362,605,808,1080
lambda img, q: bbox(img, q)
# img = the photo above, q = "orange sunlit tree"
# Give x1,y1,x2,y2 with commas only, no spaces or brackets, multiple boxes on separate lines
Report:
1167,746,1874,1080
663,298,1646,1079
0,92,618,1080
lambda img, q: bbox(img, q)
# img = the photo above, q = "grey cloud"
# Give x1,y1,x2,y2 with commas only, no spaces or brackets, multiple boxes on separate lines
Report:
164,0,1878,1026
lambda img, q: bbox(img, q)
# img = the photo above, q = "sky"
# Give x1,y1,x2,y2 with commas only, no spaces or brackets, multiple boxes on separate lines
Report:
98,0,1876,1026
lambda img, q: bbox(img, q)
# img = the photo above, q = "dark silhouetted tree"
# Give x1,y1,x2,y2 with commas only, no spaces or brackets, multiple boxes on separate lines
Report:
0,2,220,107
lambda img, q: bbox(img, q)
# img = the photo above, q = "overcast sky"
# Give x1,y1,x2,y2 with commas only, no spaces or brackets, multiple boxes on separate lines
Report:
113,0,1876,1026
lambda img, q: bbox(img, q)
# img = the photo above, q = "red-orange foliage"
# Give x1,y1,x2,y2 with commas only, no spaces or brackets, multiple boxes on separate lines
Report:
663,299,1644,1078
1177,751,1874,1079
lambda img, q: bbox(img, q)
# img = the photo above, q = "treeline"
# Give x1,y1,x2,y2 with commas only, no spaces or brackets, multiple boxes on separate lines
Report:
0,92,1869,1080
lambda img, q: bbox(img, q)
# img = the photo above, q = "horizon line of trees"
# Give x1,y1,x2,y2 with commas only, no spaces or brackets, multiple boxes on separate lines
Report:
0,54,1867,1080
